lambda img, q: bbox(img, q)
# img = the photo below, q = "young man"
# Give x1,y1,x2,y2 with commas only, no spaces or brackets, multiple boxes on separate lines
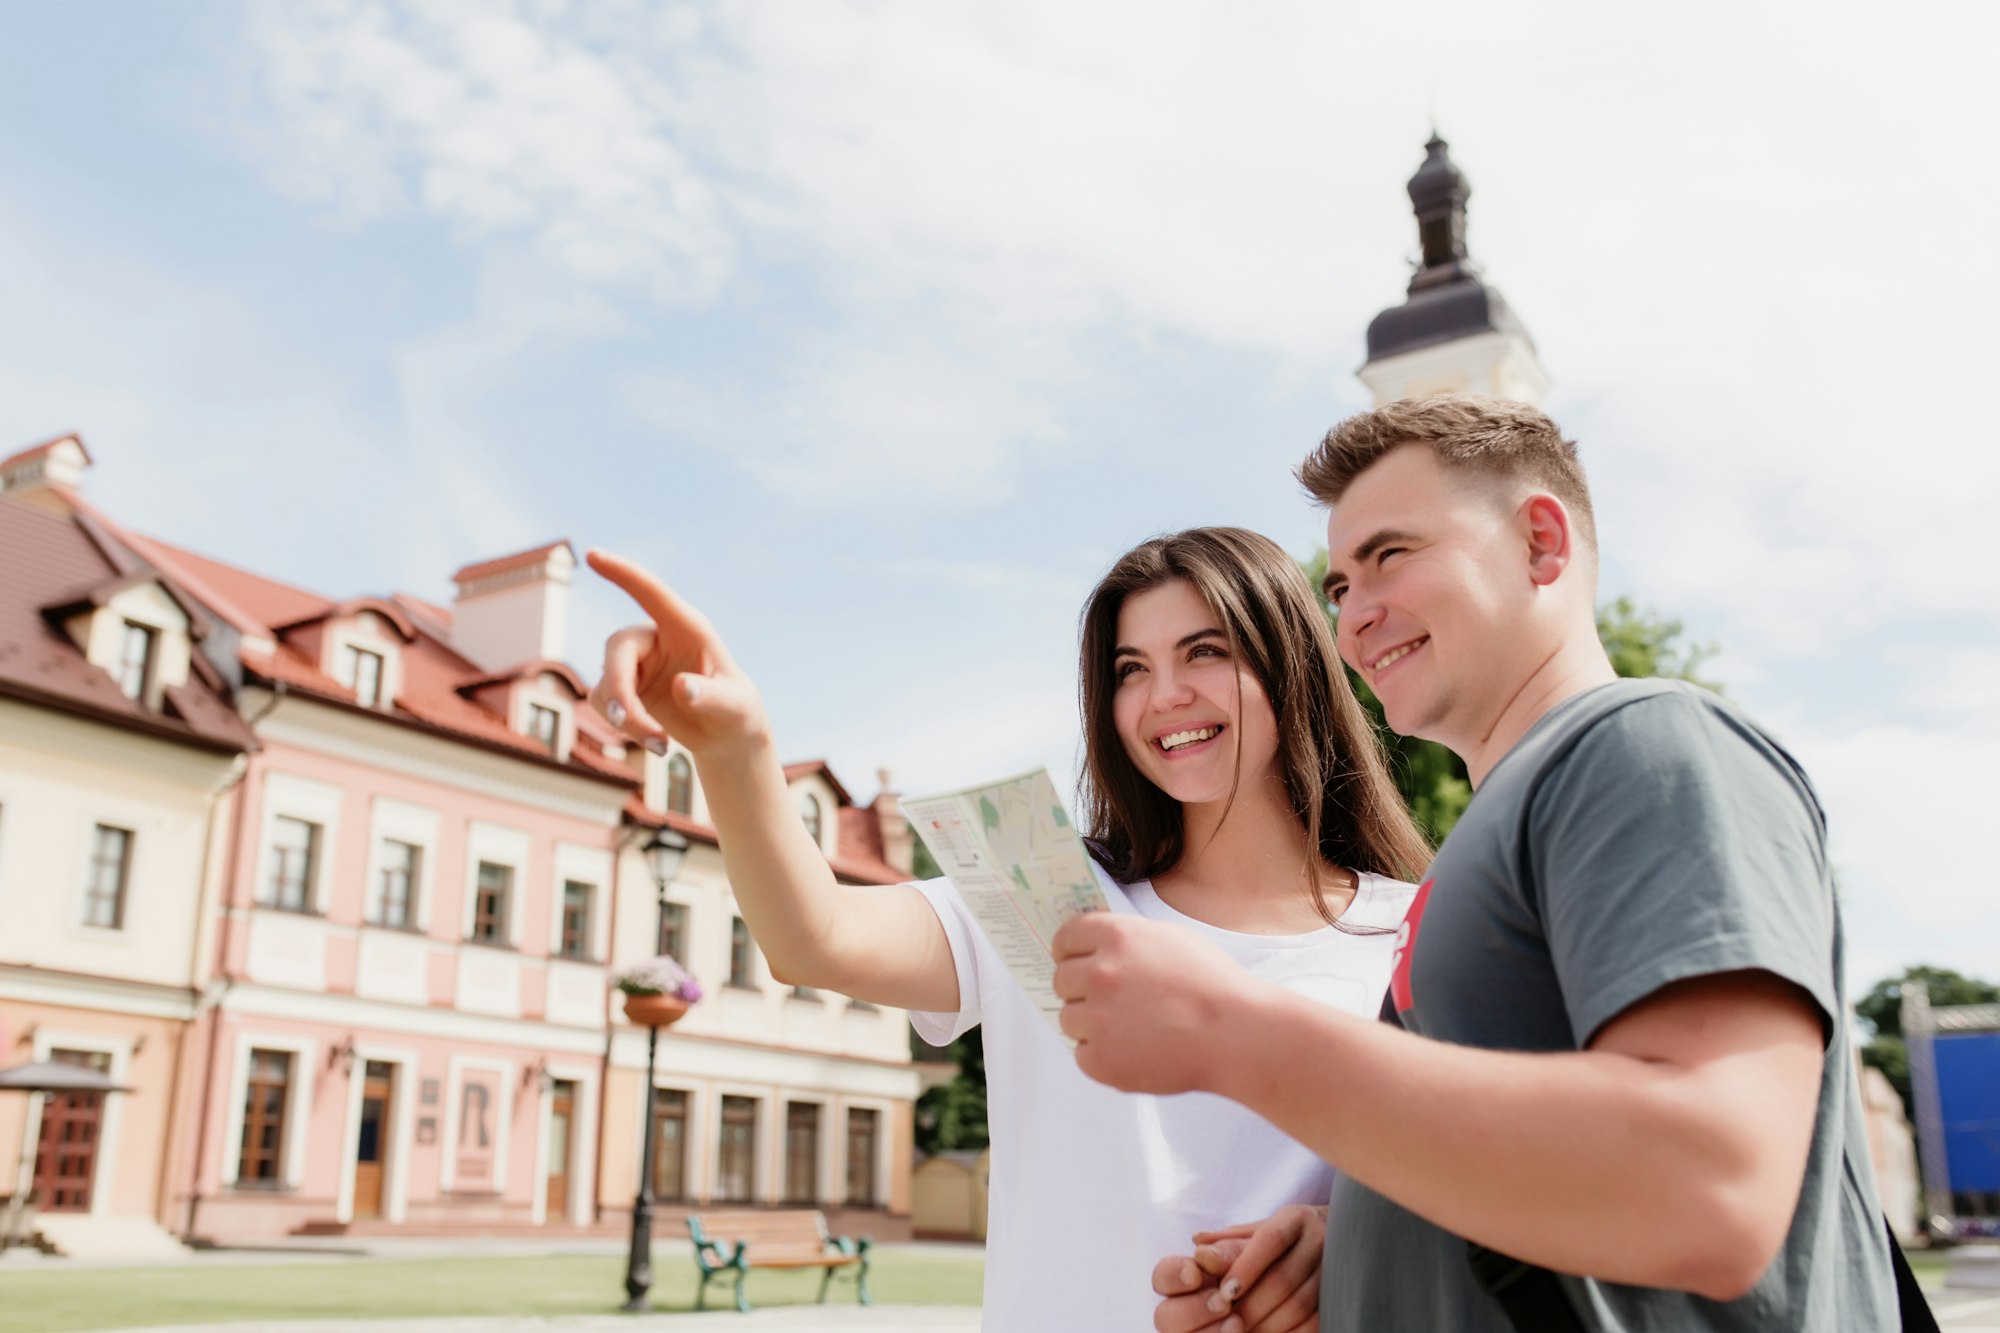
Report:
1051,395,1898,1331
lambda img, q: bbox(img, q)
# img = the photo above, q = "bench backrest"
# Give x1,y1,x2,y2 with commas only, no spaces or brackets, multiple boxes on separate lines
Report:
690,1209,833,1262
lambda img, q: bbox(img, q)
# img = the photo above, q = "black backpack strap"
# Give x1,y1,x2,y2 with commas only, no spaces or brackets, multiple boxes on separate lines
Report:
1886,1217,1940,1333
1468,1244,1589,1333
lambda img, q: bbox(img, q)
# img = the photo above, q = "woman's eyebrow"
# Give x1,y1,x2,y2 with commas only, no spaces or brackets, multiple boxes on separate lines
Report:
1117,628,1225,657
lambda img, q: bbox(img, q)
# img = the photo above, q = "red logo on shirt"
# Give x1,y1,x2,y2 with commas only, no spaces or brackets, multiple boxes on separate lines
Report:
1388,877,1435,1015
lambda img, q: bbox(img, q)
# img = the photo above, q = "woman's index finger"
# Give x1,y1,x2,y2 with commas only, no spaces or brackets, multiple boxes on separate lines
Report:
586,549,713,640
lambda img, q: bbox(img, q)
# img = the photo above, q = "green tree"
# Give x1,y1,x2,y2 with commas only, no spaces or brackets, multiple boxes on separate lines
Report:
1301,552,1723,842
1854,965,2000,1127
1596,596,1721,691
912,1030,989,1155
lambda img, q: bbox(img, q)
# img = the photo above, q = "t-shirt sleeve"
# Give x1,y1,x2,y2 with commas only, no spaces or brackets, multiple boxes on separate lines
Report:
907,876,984,1047
1529,693,1837,1049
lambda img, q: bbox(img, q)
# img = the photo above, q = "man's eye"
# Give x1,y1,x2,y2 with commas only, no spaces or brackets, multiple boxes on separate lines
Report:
1377,547,1405,564
1326,587,1347,606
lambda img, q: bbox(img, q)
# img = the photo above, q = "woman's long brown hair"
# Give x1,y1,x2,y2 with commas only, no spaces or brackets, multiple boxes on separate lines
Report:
1078,527,1432,923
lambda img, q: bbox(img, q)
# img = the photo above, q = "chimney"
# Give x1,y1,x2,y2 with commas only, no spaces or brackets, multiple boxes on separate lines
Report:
448,541,576,670
1,434,92,514
875,767,915,875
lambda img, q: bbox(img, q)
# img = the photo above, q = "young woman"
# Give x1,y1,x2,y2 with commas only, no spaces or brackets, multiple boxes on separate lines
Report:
588,527,1430,1332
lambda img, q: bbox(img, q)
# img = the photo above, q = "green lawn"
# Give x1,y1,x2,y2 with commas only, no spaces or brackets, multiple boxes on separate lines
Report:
0,1249,985,1332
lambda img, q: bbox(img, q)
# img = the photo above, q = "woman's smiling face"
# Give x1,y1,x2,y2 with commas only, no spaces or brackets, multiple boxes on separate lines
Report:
1111,577,1280,809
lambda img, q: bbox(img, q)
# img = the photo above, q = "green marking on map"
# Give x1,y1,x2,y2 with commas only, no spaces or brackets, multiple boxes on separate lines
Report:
980,796,1001,832
1010,866,1031,894
1051,806,1069,828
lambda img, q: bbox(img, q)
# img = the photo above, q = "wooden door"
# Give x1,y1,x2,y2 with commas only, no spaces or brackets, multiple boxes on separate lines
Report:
545,1080,576,1223
351,1061,393,1221
32,1050,110,1213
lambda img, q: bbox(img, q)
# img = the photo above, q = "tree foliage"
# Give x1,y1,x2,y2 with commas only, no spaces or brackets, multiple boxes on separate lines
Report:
1300,551,1724,843
912,1029,989,1155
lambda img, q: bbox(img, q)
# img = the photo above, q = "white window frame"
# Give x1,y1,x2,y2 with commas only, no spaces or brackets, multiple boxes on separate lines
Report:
257,773,343,916
327,613,404,710
548,842,612,963
840,1097,894,1209
711,1085,769,1205
78,822,134,932
511,675,575,763
462,822,530,949
780,1092,832,1205
363,798,441,931
223,1032,316,1190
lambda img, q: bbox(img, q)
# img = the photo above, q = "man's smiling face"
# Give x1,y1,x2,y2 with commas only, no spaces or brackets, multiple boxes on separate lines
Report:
1322,441,1532,750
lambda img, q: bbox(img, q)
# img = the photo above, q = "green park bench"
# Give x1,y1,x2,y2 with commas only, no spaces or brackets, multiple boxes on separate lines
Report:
686,1208,871,1313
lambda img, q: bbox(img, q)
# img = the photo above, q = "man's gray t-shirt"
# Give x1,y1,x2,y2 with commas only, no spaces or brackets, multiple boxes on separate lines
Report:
1321,679,1896,1332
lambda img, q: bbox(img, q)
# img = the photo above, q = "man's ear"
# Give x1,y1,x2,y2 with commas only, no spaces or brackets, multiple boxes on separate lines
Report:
1521,494,1574,587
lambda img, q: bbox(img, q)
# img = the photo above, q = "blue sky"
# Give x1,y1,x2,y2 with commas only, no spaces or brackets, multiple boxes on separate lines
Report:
3,2,1995,990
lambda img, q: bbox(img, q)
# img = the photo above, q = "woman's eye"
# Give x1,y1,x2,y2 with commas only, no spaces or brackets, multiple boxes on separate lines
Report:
1115,660,1142,680
1190,643,1225,660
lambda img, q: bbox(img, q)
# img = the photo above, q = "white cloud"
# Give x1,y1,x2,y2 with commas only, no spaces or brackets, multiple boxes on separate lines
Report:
236,0,732,301
192,0,2000,977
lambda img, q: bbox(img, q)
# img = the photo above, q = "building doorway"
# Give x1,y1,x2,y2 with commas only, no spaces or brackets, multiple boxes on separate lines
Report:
351,1061,394,1221
544,1079,577,1223
31,1050,112,1213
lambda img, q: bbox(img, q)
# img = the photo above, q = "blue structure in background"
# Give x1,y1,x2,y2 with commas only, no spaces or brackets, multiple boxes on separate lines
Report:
1905,984,2000,1237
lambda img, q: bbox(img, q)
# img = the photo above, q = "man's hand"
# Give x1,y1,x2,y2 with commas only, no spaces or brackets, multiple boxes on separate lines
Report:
586,550,769,760
1049,912,1270,1096
1153,1205,1326,1333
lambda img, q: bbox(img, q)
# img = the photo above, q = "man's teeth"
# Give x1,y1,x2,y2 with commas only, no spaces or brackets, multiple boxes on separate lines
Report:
1159,727,1219,752
1374,640,1423,671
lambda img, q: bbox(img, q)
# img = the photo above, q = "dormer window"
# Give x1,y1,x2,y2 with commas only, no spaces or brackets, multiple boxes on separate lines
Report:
800,792,823,844
528,703,560,754
344,645,385,708
114,621,157,702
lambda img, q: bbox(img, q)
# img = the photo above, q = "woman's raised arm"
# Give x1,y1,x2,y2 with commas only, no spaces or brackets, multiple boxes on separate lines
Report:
588,550,958,1012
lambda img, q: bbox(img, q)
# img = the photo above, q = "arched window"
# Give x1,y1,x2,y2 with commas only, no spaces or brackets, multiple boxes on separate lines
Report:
666,753,693,816
799,792,823,844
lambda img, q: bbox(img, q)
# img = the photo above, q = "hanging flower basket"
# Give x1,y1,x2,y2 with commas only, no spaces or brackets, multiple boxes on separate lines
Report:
614,955,703,1028
622,992,691,1028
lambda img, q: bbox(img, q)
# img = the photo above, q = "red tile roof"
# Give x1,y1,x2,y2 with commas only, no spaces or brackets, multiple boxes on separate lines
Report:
0,433,92,472
782,759,854,807
0,495,251,753
623,796,909,886
451,540,574,586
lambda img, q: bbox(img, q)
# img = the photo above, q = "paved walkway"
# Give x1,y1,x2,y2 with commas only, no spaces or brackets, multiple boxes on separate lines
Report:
98,1313,978,1333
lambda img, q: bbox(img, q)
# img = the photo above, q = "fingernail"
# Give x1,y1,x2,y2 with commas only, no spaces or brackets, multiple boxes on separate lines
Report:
1207,1291,1230,1316
1221,1318,1244,1333
1179,1260,1197,1287
1221,1277,1241,1302
606,700,627,727
644,738,668,756
682,677,702,703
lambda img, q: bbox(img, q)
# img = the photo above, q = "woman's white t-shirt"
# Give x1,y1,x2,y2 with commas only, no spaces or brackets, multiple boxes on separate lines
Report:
910,864,1417,1332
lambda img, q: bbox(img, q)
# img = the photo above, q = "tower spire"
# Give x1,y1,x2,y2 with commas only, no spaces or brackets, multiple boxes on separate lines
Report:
1356,133,1550,407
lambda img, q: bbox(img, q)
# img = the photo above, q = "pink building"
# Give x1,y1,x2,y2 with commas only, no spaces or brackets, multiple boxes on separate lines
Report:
0,438,919,1250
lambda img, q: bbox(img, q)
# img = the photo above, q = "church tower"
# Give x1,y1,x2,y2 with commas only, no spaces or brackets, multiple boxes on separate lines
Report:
1358,135,1550,407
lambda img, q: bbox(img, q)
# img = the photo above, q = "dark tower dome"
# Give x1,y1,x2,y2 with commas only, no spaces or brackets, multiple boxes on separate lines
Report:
1364,134,1535,365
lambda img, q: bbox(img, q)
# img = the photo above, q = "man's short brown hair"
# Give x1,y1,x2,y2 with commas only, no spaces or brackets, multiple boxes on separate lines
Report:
1298,395,1596,553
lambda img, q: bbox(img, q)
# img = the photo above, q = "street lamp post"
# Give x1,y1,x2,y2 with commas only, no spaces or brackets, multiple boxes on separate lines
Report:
622,824,691,1314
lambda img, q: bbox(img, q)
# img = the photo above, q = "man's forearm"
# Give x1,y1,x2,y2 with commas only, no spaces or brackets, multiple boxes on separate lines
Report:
1214,983,1806,1298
